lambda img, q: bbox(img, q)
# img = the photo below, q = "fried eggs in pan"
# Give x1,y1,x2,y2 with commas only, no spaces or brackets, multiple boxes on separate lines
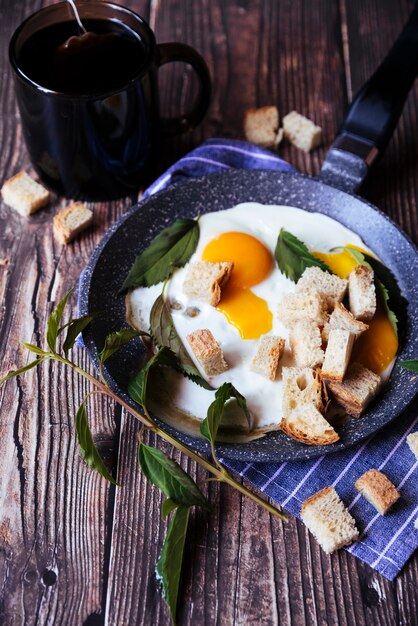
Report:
127,203,397,432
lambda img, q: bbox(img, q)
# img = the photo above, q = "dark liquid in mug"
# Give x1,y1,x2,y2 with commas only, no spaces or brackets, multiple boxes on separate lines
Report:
14,19,157,200
17,19,145,94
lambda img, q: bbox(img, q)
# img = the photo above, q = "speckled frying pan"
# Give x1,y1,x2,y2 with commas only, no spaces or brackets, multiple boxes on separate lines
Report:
79,8,418,461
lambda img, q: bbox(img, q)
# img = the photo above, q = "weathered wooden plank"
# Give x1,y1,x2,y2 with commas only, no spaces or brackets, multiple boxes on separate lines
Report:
0,2,142,623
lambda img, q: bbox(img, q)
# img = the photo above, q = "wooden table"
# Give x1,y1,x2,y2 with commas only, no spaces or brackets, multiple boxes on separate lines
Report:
1,1,418,624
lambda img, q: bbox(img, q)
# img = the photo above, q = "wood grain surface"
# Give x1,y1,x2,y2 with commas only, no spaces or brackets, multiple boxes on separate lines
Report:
1,1,418,625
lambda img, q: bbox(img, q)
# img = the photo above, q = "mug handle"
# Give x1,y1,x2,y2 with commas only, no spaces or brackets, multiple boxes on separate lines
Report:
157,42,211,134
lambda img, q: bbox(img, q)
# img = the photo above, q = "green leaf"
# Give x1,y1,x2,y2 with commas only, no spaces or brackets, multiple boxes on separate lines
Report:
162,498,179,520
156,505,190,625
128,347,180,407
121,218,200,291
75,400,118,485
138,442,208,509
47,288,73,352
0,359,43,386
99,328,147,364
399,359,418,373
275,229,331,282
20,342,49,356
200,382,251,445
375,278,399,336
344,247,406,338
150,295,213,390
63,314,97,357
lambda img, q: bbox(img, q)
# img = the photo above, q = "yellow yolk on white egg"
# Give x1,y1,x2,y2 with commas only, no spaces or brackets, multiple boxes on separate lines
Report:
202,231,273,339
314,246,398,374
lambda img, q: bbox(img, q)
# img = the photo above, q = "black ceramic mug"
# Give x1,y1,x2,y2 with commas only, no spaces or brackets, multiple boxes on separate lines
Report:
9,1,211,200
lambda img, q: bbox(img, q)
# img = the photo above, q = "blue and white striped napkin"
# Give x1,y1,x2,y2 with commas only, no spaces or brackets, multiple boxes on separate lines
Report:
144,138,418,580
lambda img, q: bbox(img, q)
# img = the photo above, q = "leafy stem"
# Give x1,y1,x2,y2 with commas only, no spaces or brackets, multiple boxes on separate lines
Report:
0,291,286,625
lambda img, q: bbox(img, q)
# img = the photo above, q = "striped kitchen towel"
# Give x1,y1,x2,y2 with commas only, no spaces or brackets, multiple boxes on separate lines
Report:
143,138,418,580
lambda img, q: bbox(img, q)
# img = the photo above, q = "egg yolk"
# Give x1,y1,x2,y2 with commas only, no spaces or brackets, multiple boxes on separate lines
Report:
202,232,273,339
313,245,398,374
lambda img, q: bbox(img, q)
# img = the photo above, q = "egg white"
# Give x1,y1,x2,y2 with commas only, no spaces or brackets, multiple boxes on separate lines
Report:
128,203,370,431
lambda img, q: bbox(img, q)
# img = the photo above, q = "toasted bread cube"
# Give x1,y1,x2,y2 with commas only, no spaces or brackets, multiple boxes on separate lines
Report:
355,469,400,515
282,366,324,415
326,362,381,417
280,403,339,446
243,106,281,149
296,267,348,311
282,111,322,152
1,171,50,216
183,261,233,306
322,302,369,342
321,329,354,382
348,265,376,321
53,202,93,244
277,289,326,328
251,335,285,381
290,320,324,368
406,432,418,460
186,329,228,376
300,487,359,553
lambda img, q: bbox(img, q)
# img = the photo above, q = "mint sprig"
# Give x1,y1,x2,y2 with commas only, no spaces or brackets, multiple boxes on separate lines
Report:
0,287,286,625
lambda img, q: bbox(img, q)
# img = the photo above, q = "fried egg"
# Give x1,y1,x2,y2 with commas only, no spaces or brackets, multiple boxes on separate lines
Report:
127,203,398,432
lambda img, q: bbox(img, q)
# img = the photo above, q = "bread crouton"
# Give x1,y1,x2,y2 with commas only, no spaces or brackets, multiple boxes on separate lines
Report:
406,432,418,460
282,111,322,152
282,366,324,414
1,171,50,216
355,469,400,515
53,202,93,244
280,403,339,445
243,106,282,149
186,329,228,376
326,362,381,417
290,320,324,368
322,302,369,342
348,265,376,321
321,329,354,381
277,289,326,328
251,335,285,380
296,267,348,310
183,261,233,306
300,486,359,553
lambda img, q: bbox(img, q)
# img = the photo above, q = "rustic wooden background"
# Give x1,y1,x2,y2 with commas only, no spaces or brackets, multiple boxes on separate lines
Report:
1,1,418,624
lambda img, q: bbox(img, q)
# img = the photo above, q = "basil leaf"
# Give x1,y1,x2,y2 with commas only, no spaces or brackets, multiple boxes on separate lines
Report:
275,229,331,282
121,219,199,291
399,359,418,373
128,347,179,407
200,382,251,444
20,342,49,356
0,359,43,386
63,314,97,357
75,399,118,485
150,295,213,390
47,288,73,352
156,505,190,625
99,328,147,364
138,442,208,510
162,498,179,519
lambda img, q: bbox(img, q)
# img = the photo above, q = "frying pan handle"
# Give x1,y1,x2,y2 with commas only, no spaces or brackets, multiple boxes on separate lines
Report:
320,4,418,193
